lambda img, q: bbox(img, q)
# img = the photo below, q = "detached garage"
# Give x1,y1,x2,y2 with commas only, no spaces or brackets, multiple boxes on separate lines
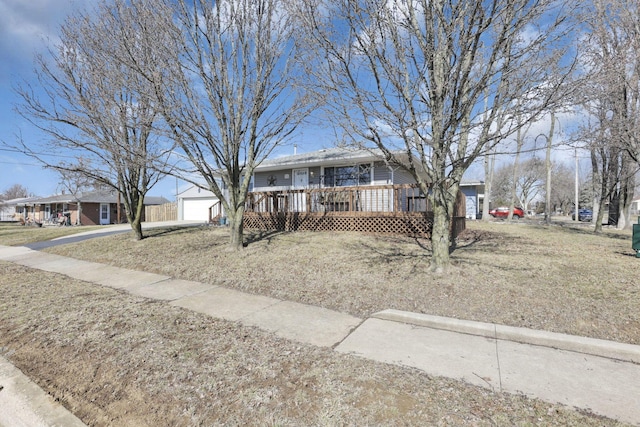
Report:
177,186,221,222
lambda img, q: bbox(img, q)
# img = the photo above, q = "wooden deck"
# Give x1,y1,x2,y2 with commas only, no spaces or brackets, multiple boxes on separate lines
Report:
241,184,466,238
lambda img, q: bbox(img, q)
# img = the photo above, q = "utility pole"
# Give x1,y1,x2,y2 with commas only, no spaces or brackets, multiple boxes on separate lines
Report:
575,147,579,222
545,112,555,225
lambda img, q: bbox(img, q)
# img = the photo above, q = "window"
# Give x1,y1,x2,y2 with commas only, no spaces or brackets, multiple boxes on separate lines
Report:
323,164,371,187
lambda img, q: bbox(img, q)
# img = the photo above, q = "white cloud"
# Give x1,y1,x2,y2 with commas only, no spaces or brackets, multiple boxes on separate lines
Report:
1,0,66,46
0,0,92,82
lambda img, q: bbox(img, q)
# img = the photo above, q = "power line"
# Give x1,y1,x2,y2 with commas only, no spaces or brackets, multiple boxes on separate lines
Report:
0,160,42,167
0,147,81,160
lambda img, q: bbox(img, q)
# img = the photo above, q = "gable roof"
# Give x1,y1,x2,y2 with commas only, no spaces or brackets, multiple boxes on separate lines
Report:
260,148,437,185
17,191,169,206
257,147,414,172
0,196,37,206
177,185,217,199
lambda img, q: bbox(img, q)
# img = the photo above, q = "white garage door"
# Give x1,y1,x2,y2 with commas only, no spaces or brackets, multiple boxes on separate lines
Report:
182,198,218,221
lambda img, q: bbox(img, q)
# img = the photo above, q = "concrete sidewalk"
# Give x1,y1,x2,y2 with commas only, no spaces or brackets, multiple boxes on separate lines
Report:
1,243,639,426
337,312,640,425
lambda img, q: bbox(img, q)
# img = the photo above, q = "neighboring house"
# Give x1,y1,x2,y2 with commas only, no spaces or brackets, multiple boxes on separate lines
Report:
177,148,468,237
15,190,169,226
0,199,7,221
460,181,485,220
0,197,33,222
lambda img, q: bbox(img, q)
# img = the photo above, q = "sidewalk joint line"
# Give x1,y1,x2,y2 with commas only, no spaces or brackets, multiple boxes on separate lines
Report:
236,299,283,322
331,317,366,350
494,324,503,392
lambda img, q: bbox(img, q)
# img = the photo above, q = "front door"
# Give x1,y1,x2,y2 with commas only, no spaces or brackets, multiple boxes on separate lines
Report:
100,203,110,225
292,168,309,212
293,168,309,188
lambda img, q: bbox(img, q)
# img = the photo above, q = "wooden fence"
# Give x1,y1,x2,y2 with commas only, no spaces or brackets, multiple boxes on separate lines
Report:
144,202,177,222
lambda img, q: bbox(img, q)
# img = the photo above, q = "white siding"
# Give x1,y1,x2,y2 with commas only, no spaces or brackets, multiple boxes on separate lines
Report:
393,168,417,185
372,162,392,185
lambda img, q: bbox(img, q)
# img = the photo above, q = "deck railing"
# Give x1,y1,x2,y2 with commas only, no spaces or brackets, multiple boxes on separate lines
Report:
208,201,223,223
210,184,465,238
245,184,432,216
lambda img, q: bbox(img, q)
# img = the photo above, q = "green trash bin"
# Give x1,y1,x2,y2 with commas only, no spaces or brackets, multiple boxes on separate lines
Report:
633,217,640,258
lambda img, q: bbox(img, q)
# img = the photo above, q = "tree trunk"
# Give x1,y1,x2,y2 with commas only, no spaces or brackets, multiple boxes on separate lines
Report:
591,149,604,233
591,150,600,226
131,200,145,241
618,205,627,230
124,190,147,241
545,111,555,225
481,90,494,223
227,207,245,251
430,184,458,273
619,154,636,230
430,205,451,273
594,200,605,233
508,157,520,221
482,149,495,222
608,192,620,227
508,129,523,221
77,201,82,226
131,217,144,241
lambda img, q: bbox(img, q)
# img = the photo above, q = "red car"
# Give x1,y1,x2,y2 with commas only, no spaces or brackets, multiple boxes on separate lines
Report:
489,206,525,219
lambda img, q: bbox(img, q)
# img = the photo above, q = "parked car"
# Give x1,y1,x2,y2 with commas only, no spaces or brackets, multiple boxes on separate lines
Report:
489,206,525,219
571,208,593,222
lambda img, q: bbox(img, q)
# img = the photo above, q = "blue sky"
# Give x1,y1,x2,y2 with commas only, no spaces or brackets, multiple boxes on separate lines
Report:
0,0,582,201
0,0,331,200
0,0,210,200
0,0,91,198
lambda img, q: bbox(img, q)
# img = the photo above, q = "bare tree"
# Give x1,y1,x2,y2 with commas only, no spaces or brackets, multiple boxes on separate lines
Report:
576,104,639,231
578,86,638,231
605,151,637,229
296,0,574,271
578,0,640,230
481,90,500,222
130,0,313,250
12,0,172,239
492,157,544,211
507,112,533,221
482,141,497,221
1,184,31,200
548,161,577,215
584,115,620,231
542,111,556,225
489,164,513,207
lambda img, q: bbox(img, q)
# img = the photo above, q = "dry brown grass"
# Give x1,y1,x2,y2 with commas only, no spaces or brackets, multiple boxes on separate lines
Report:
0,223,102,246
42,219,640,345
0,261,624,426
